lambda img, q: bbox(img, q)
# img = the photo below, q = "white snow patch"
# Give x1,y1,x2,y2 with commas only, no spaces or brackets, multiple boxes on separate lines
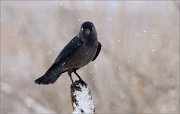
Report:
152,49,155,52
72,84,95,113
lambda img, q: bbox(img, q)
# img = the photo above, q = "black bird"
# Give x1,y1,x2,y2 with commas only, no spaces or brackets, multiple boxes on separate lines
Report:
35,21,101,89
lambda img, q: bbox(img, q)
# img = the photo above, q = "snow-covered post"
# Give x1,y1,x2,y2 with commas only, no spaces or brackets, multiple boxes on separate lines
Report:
70,80,95,113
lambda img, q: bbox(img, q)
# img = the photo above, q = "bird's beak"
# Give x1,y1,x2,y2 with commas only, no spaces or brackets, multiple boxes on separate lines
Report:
85,28,91,35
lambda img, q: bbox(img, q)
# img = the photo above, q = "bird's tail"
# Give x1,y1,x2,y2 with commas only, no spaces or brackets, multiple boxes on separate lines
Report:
35,61,63,85
35,73,62,85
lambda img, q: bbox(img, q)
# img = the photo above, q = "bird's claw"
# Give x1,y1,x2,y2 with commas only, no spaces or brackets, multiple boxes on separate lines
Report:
79,79,87,87
72,83,82,91
71,80,87,91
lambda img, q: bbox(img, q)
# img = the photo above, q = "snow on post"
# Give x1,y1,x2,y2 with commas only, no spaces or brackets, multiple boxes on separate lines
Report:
70,80,95,113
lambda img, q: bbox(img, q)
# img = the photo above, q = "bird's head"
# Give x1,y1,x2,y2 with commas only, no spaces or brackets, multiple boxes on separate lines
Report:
79,21,97,38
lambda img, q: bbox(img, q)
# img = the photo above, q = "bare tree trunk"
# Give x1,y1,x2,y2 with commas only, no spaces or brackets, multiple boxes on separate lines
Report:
70,80,95,113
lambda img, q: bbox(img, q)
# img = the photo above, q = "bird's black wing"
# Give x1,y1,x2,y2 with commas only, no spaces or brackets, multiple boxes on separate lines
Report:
43,36,83,76
35,36,83,84
92,42,101,61
55,36,83,63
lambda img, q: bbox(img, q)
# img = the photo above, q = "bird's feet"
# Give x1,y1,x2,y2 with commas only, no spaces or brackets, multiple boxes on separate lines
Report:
72,82,82,91
79,79,87,87
71,80,87,91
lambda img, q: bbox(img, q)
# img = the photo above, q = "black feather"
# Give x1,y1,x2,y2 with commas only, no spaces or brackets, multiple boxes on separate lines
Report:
92,42,101,61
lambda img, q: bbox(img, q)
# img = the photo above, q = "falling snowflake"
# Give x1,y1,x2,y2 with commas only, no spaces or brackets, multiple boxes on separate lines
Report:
118,66,122,69
153,34,157,37
59,2,62,6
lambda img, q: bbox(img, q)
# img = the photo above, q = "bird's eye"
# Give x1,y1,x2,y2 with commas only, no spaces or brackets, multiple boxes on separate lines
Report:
81,28,84,31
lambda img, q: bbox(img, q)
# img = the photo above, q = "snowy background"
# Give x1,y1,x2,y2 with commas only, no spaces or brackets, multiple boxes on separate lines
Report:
1,1,179,113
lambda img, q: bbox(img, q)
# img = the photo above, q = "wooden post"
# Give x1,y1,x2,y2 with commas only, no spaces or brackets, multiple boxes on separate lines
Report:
70,80,95,113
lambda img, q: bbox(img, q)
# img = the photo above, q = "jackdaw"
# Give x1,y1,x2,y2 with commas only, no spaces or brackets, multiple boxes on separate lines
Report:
35,21,101,90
